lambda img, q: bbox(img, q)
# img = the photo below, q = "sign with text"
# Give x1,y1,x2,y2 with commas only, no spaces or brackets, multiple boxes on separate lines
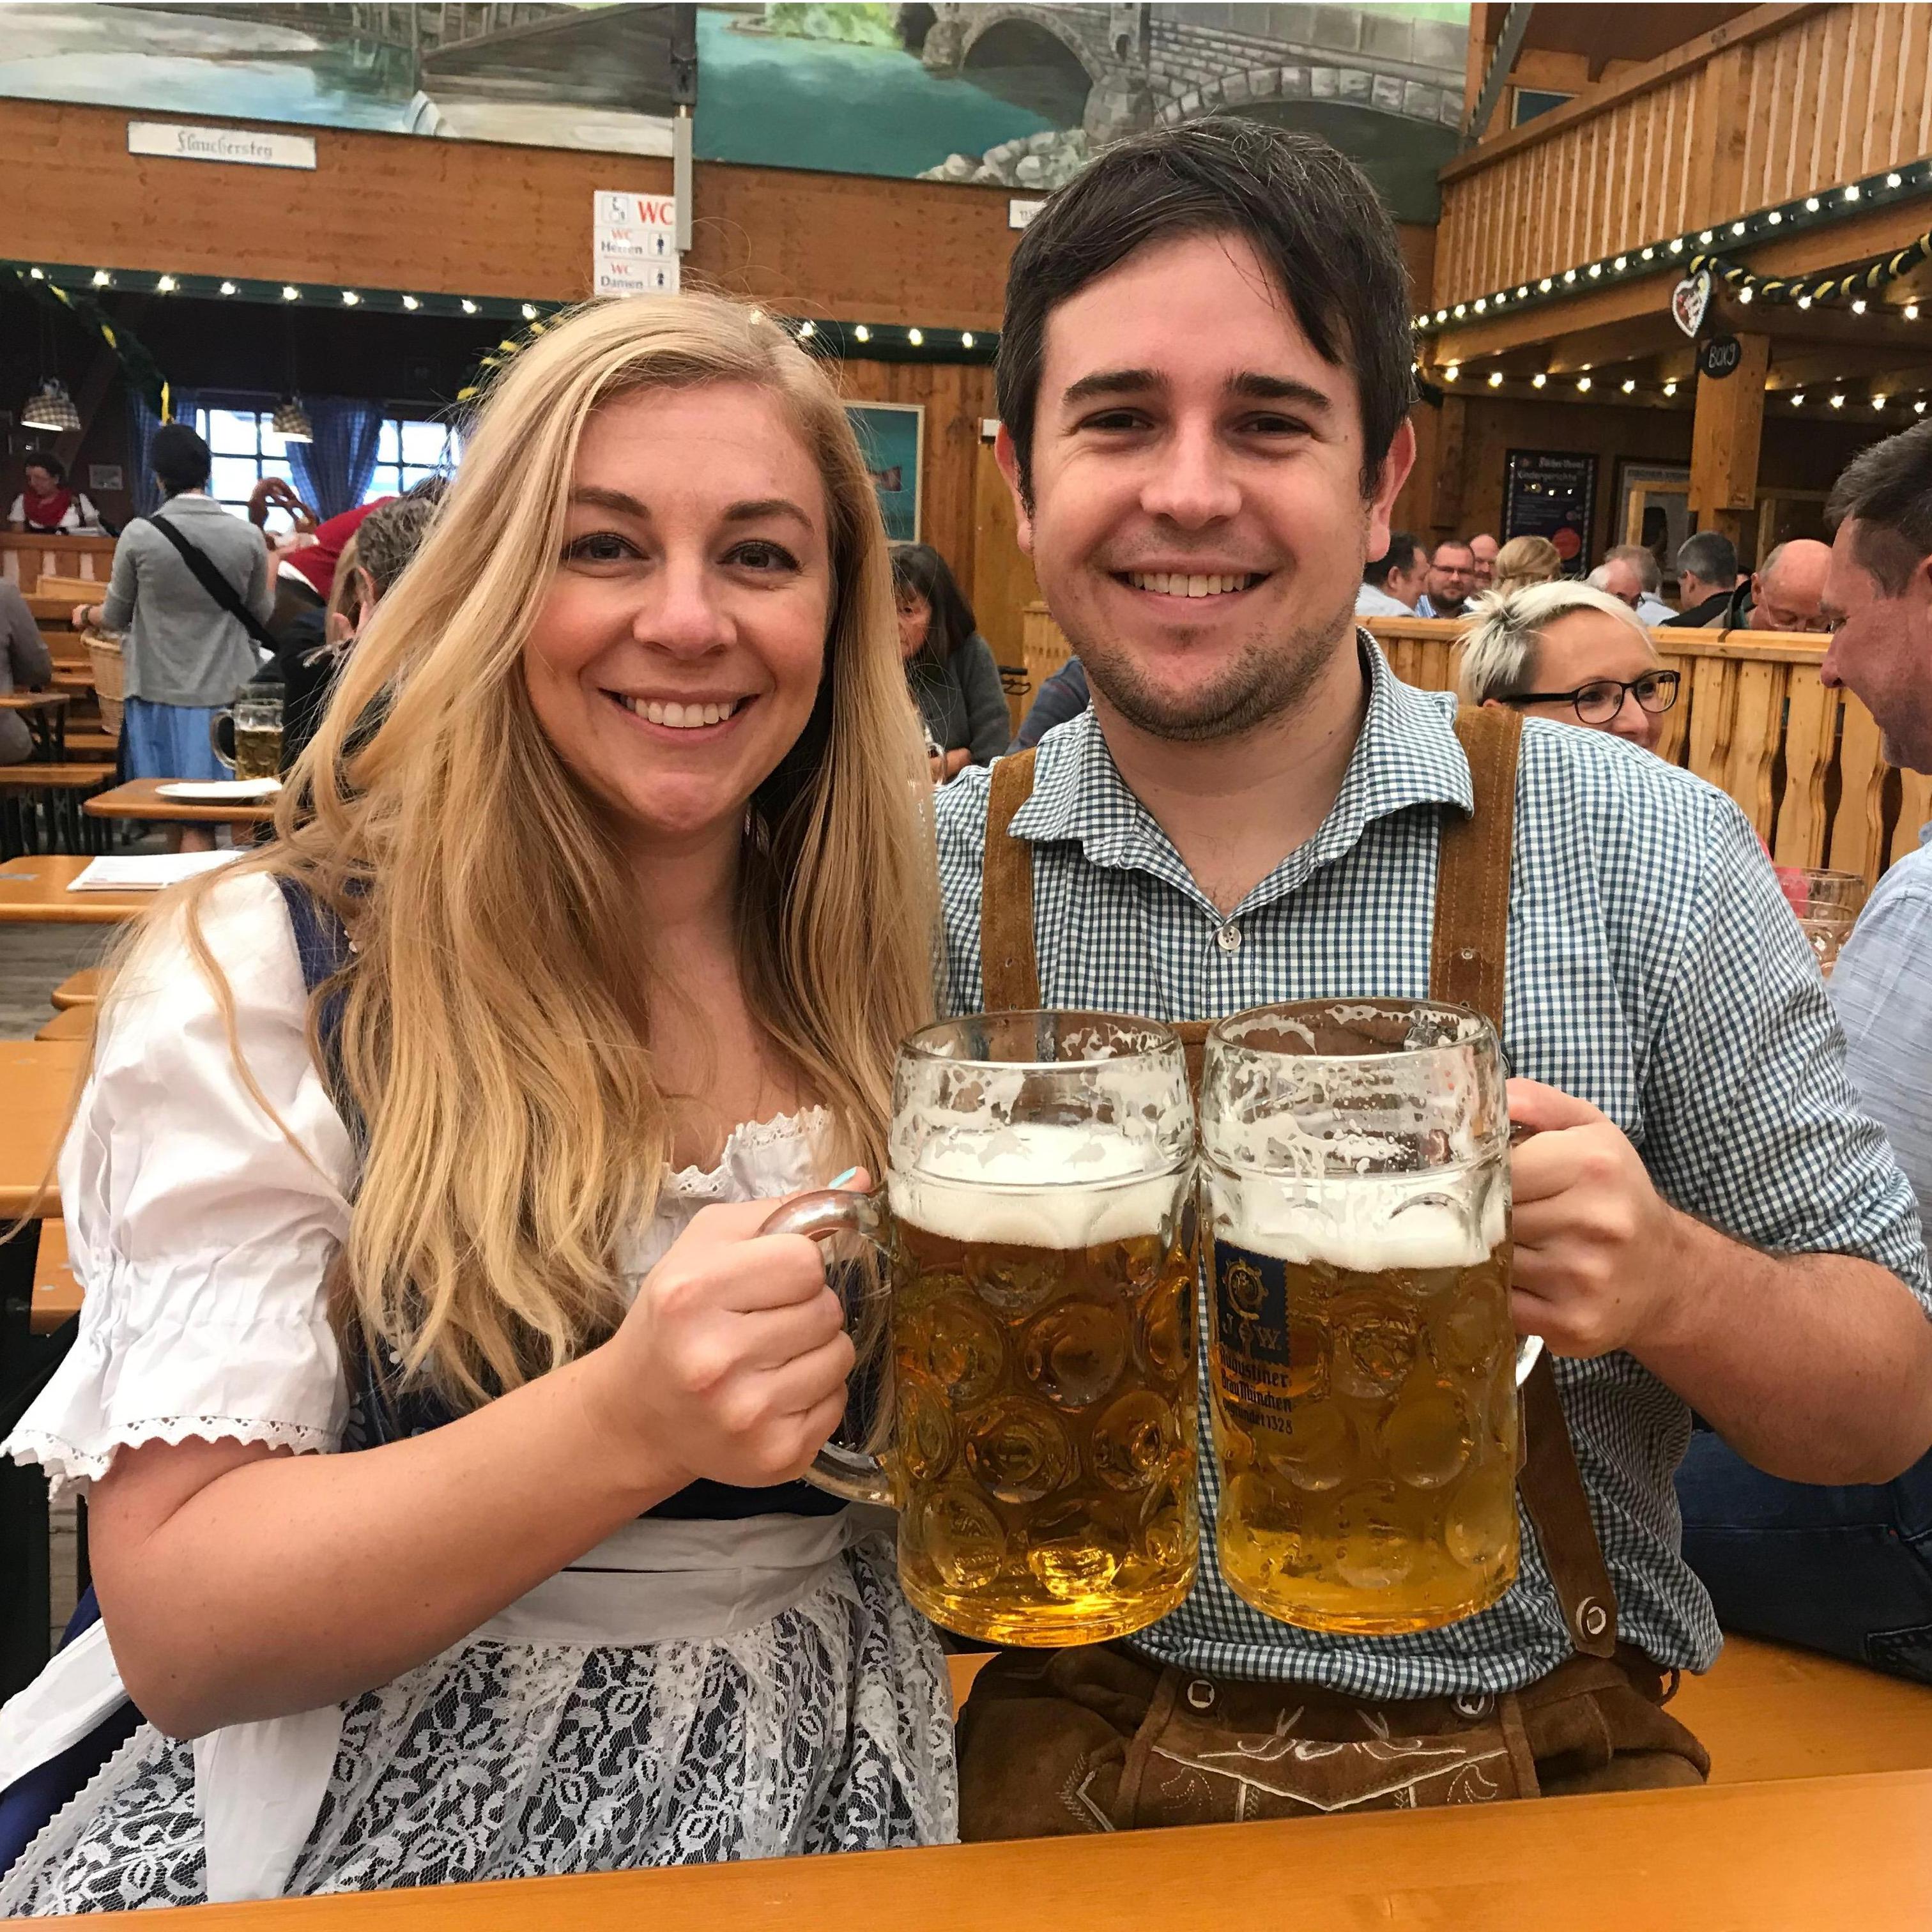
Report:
594,191,678,296
1696,334,1744,379
1503,449,1597,573
1008,198,1045,230
128,119,316,169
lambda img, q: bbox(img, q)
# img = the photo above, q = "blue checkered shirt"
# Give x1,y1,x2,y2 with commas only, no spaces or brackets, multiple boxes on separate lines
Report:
933,639,1932,1698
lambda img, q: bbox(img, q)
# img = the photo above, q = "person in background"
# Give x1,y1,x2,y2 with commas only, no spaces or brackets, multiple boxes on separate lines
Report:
1415,537,1477,617
1355,530,1427,616
1468,530,1499,589
1489,533,1564,597
1745,537,1832,632
70,422,273,785
1009,654,1089,751
1605,543,1676,625
1678,421,1932,1686
1457,581,1676,753
891,541,1009,780
0,578,55,765
1663,530,1741,627
8,453,100,534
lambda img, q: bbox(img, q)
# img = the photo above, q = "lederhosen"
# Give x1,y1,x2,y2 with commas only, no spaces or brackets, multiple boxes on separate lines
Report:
955,706,1709,1837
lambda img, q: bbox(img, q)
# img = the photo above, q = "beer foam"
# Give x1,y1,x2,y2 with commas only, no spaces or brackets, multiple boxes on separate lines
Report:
890,1123,1182,1248
1211,1170,1506,1272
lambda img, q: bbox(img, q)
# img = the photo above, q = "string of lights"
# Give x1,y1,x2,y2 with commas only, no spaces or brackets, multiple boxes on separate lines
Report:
2,260,996,364
1414,157,1932,337
1432,358,1932,419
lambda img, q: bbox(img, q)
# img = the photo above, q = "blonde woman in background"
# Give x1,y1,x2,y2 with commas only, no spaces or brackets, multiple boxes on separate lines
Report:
0,294,953,1912
1487,532,1565,597
1457,579,1678,754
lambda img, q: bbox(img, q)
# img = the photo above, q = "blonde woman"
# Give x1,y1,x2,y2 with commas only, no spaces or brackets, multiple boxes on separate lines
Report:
1457,579,1678,753
0,295,952,1910
1487,533,1565,597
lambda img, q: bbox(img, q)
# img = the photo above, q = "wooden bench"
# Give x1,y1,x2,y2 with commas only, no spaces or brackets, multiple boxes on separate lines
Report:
0,761,116,855
51,965,108,1008
65,730,116,756
34,1006,93,1042
944,1637,1932,1786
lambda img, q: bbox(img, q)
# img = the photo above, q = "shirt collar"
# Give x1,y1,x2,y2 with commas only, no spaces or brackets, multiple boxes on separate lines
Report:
1009,635,1472,913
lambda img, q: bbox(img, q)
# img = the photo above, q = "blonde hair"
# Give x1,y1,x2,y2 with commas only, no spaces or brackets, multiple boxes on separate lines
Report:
1489,534,1564,597
1456,580,1656,705
127,295,937,1408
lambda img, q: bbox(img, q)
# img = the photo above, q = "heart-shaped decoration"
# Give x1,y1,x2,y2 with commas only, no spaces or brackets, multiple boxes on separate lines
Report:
1671,268,1713,339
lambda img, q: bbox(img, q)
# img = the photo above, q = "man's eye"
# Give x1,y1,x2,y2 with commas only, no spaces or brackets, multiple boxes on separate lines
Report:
1080,410,1146,432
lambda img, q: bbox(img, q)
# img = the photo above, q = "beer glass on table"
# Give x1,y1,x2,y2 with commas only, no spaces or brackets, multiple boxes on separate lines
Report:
1199,1000,1537,1635
763,1011,1200,1646
210,682,286,781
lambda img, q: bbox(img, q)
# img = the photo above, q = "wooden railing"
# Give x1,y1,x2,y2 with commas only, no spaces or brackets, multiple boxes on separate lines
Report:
1434,4,1932,309
1,533,115,594
1015,606,1928,889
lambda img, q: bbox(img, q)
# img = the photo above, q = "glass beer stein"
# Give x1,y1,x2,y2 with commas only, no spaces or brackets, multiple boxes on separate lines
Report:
763,1011,1200,1646
210,681,286,781
1198,1000,1540,1636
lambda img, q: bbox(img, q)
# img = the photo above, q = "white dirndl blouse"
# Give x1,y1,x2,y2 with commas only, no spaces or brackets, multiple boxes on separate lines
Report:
0,875,955,1913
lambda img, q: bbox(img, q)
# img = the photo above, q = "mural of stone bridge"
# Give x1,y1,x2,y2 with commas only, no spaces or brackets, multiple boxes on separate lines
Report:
916,1,1466,198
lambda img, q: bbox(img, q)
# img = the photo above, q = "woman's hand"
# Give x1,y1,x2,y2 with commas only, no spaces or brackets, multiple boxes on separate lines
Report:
585,1188,862,1492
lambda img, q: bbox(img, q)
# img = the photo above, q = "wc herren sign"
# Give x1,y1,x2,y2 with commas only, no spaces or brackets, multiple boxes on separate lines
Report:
127,121,317,171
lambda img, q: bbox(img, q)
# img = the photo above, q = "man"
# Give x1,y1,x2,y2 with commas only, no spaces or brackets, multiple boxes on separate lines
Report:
1745,537,1832,632
1416,538,1478,617
1662,530,1741,627
1605,543,1676,625
1355,529,1427,617
1469,530,1499,589
938,119,1931,1835
1678,425,1932,1684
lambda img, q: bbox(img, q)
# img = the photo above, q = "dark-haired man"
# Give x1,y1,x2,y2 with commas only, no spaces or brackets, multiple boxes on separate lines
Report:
1416,538,1477,618
1356,530,1426,617
1678,424,1932,1685
1662,530,1742,627
936,118,1931,1836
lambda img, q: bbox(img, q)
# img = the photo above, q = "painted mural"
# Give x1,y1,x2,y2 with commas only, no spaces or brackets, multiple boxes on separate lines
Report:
0,2,1469,218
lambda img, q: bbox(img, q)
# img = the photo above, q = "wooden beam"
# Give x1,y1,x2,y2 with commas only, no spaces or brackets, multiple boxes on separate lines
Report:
1429,396,1469,531
1542,314,1685,371
1690,331,1771,541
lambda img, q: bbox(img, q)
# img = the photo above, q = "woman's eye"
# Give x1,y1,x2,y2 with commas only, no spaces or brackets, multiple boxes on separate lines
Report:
729,540,800,572
563,531,636,564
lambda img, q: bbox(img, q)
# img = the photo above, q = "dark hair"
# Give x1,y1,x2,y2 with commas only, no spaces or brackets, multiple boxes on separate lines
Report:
995,119,1414,505
23,452,65,485
357,484,442,598
150,422,212,497
1676,530,1738,588
1827,420,1932,594
1364,532,1423,588
889,541,977,660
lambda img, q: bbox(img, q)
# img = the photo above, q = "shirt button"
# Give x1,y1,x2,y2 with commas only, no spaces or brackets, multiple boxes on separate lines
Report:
1215,922,1243,954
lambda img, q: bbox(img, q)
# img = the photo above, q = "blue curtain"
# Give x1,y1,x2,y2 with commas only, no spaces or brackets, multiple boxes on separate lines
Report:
288,398,385,521
126,388,200,518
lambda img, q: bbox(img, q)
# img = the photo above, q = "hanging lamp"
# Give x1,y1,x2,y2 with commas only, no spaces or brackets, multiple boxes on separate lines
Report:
272,394,314,443
21,378,80,433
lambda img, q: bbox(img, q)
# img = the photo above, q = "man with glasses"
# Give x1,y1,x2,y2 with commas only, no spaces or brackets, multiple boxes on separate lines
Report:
1456,581,1678,754
1416,539,1478,617
1745,537,1833,634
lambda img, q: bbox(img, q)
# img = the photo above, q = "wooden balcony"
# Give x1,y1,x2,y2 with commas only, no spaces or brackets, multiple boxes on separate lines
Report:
1435,3,1932,311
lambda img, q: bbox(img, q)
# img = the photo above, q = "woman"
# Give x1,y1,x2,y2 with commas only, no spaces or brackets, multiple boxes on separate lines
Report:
1487,533,1564,598
890,542,1009,780
1456,579,1678,754
0,294,951,1911
0,581,54,765
70,424,274,785
8,456,100,535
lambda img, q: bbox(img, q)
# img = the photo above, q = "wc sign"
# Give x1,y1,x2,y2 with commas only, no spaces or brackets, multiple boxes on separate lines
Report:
594,192,680,297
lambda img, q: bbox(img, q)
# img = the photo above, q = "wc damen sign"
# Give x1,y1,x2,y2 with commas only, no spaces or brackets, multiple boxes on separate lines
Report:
128,121,317,170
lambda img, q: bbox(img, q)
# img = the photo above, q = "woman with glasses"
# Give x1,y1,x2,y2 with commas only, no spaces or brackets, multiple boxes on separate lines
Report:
1457,581,1679,754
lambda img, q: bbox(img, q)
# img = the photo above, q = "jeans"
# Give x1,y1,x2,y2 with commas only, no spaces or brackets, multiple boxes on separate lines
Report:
1676,1432,1932,1685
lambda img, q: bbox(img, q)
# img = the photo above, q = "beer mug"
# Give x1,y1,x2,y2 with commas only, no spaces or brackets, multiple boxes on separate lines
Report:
210,682,285,781
1199,1000,1538,1635
762,1011,1200,1646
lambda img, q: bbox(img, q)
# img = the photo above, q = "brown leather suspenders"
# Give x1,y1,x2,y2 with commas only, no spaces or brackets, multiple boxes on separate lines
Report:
973,706,1620,1657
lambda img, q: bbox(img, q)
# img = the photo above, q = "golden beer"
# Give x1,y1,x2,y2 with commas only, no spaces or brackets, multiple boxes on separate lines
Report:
1209,1215,1519,1634
888,1142,1199,1645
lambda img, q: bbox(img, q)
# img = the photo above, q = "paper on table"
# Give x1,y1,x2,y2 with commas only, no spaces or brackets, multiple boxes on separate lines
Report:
66,851,245,892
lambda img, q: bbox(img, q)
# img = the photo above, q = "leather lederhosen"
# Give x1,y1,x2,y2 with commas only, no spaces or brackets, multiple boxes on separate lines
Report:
956,705,1708,1836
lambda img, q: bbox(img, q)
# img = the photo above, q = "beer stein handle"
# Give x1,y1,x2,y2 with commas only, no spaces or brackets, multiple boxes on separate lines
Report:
758,1189,898,1509
209,710,237,772
1514,1334,1544,1387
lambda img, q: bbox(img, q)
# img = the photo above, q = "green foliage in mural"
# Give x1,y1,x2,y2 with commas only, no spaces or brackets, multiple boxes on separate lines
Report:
760,3,899,48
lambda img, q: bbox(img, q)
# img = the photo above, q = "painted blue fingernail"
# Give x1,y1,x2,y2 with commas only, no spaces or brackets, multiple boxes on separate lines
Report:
829,1166,861,1189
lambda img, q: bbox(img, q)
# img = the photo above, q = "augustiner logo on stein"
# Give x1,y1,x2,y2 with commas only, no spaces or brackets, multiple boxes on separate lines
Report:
763,1011,1200,1646
1200,1000,1535,1636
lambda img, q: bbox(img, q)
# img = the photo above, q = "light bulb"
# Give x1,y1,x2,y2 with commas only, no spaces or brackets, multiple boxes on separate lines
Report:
1670,238,1684,253
282,285,299,301
1909,305,1922,322
1532,372,1547,388
799,319,816,338
219,280,236,296
1797,295,1811,309
1830,394,1845,408
1539,277,1553,292
341,290,359,305
1731,220,1747,236
1621,378,1636,394
461,299,478,314
908,326,924,345
960,330,973,349
1888,172,1903,188
1589,263,1602,278
1614,255,1627,270
1916,401,1927,415
1791,393,1805,406
1852,298,1867,314
1805,195,1820,211
521,302,537,320
1475,297,1487,312
91,270,111,288
1517,285,1529,298
1663,381,1677,397
1443,364,1459,381
1845,184,1861,201
1487,371,1503,387
1577,376,1592,392
1563,269,1576,284
1740,287,1754,303
1767,210,1782,224
854,324,870,342
1874,395,1888,410
1434,309,1448,323
1699,229,1713,243
1641,247,1654,261
157,274,177,293
1454,303,1468,317
401,295,419,310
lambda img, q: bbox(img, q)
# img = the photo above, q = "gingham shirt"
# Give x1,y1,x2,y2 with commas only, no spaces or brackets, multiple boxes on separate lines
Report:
934,638,1932,1698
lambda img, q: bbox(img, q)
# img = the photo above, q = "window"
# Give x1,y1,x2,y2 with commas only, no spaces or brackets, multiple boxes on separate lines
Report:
1511,88,1575,127
193,406,296,517
364,417,461,503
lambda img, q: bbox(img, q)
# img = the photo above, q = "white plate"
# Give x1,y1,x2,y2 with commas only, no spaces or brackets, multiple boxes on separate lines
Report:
155,778,283,803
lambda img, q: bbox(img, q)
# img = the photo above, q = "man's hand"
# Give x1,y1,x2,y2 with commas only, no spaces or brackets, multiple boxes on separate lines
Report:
1506,1078,1688,1358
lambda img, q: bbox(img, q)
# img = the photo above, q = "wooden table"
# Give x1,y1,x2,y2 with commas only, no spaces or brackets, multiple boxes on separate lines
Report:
76,1768,1932,1930
0,687,71,757
84,778,279,827
0,853,155,923
0,1039,82,1219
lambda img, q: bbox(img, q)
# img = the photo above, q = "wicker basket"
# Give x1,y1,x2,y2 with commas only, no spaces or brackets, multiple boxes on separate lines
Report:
85,630,125,740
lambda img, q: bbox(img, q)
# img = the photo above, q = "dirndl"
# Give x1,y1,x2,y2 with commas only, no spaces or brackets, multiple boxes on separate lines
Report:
121,698,226,783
